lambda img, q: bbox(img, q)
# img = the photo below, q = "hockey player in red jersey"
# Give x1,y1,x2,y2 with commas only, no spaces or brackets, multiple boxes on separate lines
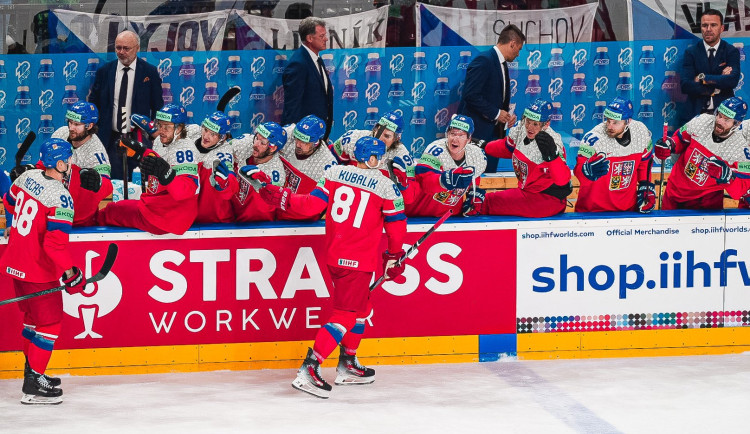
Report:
0,138,85,405
96,103,199,234
464,99,572,217
52,102,113,226
259,136,407,398
407,114,487,217
574,97,655,213
195,111,236,223
655,97,750,210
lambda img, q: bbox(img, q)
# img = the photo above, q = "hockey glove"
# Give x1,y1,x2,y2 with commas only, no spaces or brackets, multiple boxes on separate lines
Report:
470,138,487,150
440,167,474,190
238,165,271,192
535,130,559,162
79,168,102,193
636,181,656,213
259,184,292,211
654,137,674,161
382,250,406,280
706,156,735,184
462,187,486,217
211,160,235,192
9,164,35,182
131,114,158,136
119,135,149,161
581,153,610,181
389,157,409,191
140,155,175,186
62,266,85,295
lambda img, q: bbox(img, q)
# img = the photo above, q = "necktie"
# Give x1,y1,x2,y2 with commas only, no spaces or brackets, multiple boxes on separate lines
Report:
118,66,130,134
705,48,716,110
502,61,510,109
708,47,716,68
317,57,328,95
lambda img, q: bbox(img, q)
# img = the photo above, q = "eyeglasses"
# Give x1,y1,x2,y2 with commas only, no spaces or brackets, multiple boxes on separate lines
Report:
115,45,135,52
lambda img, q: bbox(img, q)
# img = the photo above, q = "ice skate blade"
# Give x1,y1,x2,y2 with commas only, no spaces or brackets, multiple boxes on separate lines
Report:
334,374,375,385
21,394,63,405
292,376,330,399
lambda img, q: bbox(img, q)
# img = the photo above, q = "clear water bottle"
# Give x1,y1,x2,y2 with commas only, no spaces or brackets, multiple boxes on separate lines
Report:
38,58,54,81
179,56,196,82
273,54,287,74
38,114,54,139
388,78,404,108
639,45,655,69
457,51,472,70
592,100,606,122
62,85,79,111
227,55,243,88
321,53,335,74
637,99,653,120
132,167,142,186
364,107,379,128
365,52,382,84
162,83,173,104
228,110,242,133
203,82,219,103
548,48,564,78
616,72,632,97
525,74,542,97
0,59,6,81
15,86,31,110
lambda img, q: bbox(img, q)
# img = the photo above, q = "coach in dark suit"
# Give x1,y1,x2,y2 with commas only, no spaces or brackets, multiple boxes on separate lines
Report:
680,9,740,125
88,30,163,180
458,24,525,173
282,17,334,140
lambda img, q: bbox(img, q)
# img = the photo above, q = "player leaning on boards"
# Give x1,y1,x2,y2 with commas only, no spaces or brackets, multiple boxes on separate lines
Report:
258,136,407,398
0,138,86,405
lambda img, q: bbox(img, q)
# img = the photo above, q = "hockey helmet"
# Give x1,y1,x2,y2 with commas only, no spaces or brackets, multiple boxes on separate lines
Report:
603,97,634,121
377,111,404,135
353,136,386,163
255,122,287,150
717,97,748,122
523,99,553,123
202,111,232,135
156,103,188,125
446,114,474,136
40,138,73,168
293,115,326,144
65,101,99,125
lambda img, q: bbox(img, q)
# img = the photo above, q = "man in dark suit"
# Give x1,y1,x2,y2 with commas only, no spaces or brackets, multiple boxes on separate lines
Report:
458,24,525,173
680,9,740,125
88,30,163,180
282,17,334,140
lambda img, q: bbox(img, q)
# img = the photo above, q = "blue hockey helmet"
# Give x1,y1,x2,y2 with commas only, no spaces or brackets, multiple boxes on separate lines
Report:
66,101,99,125
255,122,287,150
603,97,634,121
717,96,748,122
523,99,553,123
353,136,386,163
156,103,188,125
377,111,404,135
447,114,474,136
40,138,73,168
202,111,232,135
293,115,326,143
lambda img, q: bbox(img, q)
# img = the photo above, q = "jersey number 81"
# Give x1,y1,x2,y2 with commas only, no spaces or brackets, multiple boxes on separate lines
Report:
331,185,371,229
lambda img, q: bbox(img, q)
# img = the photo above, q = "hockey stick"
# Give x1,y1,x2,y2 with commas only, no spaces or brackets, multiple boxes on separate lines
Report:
217,86,241,113
658,122,667,210
0,243,119,307
15,131,36,167
369,209,453,292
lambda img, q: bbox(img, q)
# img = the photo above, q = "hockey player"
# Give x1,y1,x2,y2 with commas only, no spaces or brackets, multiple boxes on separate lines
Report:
574,97,655,213
51,102,113,226
0,138,85,405
195,111,236,223
330,111,418,204
406,114,487,217
259,136,406,399
655,96,750,209
96,103,199,234
464,99,572,217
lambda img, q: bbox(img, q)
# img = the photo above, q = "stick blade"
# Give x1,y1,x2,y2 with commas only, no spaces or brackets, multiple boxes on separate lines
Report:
217,87,241,112
15,131,36,166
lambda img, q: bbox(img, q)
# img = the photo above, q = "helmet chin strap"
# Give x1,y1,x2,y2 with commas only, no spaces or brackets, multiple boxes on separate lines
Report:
365,157,382,169
167,125,184,146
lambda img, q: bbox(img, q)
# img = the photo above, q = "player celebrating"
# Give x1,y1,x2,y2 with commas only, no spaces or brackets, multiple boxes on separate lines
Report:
51,102,113,226
574,97,655,213
96,103,199,234
0,138,85,405
259,136,406,399
656,96,750,209
407,114,487,217
464,99,572,217
194,111,236,223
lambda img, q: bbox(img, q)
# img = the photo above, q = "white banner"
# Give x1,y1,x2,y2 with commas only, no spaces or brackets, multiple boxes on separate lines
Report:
674,0,750,37
417,2,600,47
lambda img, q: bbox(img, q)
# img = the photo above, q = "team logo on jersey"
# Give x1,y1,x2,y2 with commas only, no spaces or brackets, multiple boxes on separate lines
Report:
512,155,529,187
510,79,518,98
411,137,426,156
366,82,381,105
435,53,451,75
618,47,633,70
571,104,586,126
639,75,654,97
250,112,265,131
435,108,450,129
63,60,78,82
204,57,220,80
735,73,745,93
684,148,712,186
609,160,635,190
526,50,542,73
251,57,266,79
39,89,54,113
411,81,426,102
180,86,195,106
16,61,31,84
548,78,563,101
344,55,359,78
0,90,6,109
573,49,588,72
662,101,676,122
16,117,31,140
343,110,358,130
237,177,252,204
594,76,609,99
158,58,173,79
664,46,678,69
272,85,284,109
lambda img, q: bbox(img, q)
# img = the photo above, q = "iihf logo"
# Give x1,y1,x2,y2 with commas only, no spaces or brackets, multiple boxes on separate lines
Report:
180,87,195,106
510,79,517,98
16,61,30,84
664,46,678,69
343,110,358,130
618,48,633,70
548,78,563,101
662,101,676,122
0,91,6,109
344,55,359,78
526,50,542,73
573,49,588,72
63,60,78,83
594,76,608,99
251,57,266,79
272,85,284,109
250,112,265,130
411,81,426,102
366,83,380,105
571,104,586,126
639,75,654,97
39,90,54,112
158,58,173,79
435,108,450,129
16,117,31,140
435,53,451,75
204,57,219,81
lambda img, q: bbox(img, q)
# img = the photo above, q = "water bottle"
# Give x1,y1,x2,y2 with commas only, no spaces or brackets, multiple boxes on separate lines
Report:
343,79,358,113
203,82,219,103
62,85,79,111
571,73,587,96
457,51,472,70
411,51,427,82
548,48,564,78
84,58,98,89
15,86,31,110
0,60,6,81
364,107,379,128
321,53,335,74
38,115,54,140
132,167,142,186
410,106,426,126
227,55,243,88
162,83,173,104
186,111,194,125
435,77,450,109
593,47,610,77
38,58,54,81
0,116,7,138
734,42,746,62
250,81,268,117
388,78,404,108
592,100,606,122
616,72,632,97
569,128,584,167
365,52,382,84
525,74,542,97
179,56,196,82
550,102,563,124
228,110,242,133
639,45,655,69
273,54,287,75
637,99,653,120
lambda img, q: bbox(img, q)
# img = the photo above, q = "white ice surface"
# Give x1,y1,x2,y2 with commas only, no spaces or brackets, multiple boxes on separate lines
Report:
2,353,750,433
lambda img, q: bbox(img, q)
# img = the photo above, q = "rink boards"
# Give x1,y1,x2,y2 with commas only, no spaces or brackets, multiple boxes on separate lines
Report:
2,210,750,377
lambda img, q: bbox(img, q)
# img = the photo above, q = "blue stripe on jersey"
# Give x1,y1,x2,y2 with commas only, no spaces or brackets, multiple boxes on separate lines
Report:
189,175,199,187
47,220,72,233
31,333,55,351
323,323,345,343
736,171,750,179
351,322,365,335
22,327,36,341
415,164,441,175
311,188,329,203
385,211,407,222
506,141,515,153
5,192,16,207
641,149,653,160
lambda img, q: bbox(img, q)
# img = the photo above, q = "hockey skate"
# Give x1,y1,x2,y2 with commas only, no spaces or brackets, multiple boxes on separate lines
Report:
25,359,61,388
292,348,332,399
335,347,375,385
21,370,63,405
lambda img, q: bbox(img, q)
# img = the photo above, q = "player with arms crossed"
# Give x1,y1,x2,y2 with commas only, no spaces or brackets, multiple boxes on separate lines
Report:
0,138,85,404
259,136,407,399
